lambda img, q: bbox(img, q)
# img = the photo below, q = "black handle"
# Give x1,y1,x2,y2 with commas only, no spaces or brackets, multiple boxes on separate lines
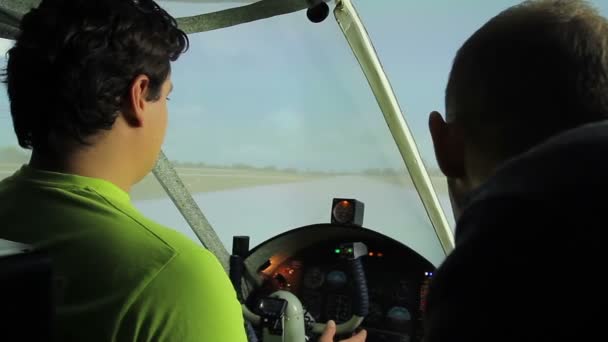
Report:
349,258,369,317
230,236,250,303
229,255,244,302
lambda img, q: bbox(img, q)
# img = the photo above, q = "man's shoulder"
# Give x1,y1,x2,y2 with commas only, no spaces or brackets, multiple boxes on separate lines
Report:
0,170,210,291
0,171,241,340
121,208,195,249
117,228,246,341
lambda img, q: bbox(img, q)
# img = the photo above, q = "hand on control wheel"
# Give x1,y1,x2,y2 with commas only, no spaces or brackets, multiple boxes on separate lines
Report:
319,320,367,342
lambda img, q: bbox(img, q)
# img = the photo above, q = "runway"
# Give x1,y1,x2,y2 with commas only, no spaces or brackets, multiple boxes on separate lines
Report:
134,175,454,266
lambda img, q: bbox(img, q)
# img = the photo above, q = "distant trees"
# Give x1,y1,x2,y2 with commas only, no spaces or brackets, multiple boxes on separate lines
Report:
0,146,29,163
171,161,210,168
0,147,444,177
168,160,443,177
362,168,400,176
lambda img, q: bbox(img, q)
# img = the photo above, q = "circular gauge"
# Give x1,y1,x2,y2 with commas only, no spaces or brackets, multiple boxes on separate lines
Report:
386,306,412,323
326,270,348,288
332,200,354,223
387,306,412,324
387,306,412,334
303,267,325,290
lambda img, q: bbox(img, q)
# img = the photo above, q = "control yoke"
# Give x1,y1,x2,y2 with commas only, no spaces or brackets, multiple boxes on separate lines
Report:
237,241,369,342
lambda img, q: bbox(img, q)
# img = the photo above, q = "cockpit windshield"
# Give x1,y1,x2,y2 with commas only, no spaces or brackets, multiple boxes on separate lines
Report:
2,0,608,268
140,3,449,266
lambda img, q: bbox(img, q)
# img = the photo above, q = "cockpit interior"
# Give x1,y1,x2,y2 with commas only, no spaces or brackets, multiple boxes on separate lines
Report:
242,199,435,341
2,0,608,341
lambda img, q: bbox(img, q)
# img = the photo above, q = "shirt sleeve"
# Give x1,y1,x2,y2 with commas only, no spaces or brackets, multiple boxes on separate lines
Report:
115,247,247,342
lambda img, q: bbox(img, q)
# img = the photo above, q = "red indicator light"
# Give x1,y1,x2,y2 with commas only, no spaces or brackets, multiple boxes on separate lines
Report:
368,252,374,257
377,252,384,257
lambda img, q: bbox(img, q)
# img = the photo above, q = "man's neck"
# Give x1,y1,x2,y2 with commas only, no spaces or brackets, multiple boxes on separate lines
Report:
29,148,135,193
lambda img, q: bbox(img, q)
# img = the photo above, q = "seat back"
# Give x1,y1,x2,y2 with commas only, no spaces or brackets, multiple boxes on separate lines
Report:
0,239,53,341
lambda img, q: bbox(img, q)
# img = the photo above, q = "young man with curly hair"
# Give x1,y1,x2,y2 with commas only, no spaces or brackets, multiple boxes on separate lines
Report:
0,1,367,341
0,0,245,340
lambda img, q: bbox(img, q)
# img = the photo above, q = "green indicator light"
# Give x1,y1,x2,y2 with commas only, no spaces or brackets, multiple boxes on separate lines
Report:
335,249,341,254
348,248,353,253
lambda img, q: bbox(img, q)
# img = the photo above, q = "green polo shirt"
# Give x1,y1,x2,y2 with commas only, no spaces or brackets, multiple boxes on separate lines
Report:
0,165,246,341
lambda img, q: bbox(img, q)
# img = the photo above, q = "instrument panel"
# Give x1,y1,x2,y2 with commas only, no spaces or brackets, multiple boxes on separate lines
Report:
246,225,435,342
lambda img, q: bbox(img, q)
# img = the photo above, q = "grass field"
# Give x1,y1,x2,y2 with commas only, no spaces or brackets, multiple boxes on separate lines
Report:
0,163,449,200
130,167,330,199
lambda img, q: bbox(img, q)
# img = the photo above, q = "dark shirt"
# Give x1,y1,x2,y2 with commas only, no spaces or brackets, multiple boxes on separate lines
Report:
424,121,607,341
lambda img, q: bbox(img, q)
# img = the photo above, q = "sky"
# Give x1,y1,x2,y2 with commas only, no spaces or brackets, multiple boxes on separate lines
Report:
2,0,608,171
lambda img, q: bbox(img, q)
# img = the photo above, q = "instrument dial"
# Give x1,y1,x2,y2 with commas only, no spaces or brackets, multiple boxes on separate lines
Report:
303,267,325,289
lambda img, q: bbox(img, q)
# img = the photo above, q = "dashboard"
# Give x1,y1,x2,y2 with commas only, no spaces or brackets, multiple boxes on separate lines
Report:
244,224,435,342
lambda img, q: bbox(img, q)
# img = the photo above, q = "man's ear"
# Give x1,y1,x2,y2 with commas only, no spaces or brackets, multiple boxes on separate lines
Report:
122,74,151,127
429,111,466,178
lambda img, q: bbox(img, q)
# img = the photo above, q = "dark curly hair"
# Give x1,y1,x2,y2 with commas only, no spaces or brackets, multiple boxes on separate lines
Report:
3,0,189,152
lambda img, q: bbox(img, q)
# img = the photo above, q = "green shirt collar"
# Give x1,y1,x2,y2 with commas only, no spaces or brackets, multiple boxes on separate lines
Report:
14,164,132,205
